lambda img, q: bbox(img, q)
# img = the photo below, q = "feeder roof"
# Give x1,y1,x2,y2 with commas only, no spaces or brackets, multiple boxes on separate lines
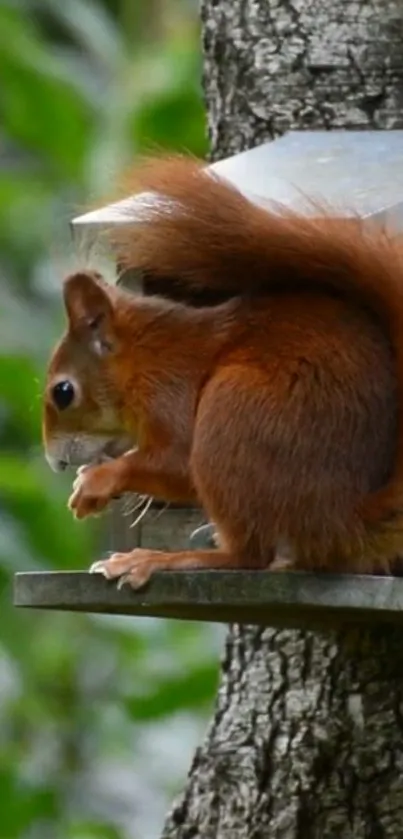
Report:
71,130,403,235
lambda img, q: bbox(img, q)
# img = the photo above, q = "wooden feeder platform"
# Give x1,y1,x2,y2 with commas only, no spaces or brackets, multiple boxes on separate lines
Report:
13,570,403,630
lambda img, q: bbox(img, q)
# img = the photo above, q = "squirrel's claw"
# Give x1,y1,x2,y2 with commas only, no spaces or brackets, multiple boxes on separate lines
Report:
89,559,113,578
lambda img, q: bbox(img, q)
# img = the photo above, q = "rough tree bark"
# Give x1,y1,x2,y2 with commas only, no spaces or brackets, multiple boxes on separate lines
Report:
161,2,403,837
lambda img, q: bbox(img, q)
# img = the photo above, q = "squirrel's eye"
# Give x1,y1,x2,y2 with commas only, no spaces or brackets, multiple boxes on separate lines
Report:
51,380,75,411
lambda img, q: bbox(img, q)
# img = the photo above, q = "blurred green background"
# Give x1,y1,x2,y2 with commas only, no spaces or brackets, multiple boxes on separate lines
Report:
0,2,223,837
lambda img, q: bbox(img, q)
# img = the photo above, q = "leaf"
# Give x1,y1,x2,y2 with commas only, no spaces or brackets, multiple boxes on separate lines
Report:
0,454,92,567
124,662,218,721
0,354,42,439
0,8,91,178
39,0,122,72
65,820,122,839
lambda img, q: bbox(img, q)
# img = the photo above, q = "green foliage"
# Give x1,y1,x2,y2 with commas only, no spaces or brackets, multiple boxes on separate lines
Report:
0,2,218,837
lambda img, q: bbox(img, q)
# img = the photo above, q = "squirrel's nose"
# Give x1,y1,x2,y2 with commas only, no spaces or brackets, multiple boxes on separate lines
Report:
45,452,68,473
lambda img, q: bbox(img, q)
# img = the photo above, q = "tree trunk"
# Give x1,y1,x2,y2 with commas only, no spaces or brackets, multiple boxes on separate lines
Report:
161,2,403,837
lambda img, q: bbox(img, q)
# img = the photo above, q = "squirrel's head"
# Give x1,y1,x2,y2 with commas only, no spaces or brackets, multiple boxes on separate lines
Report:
43,270,133,473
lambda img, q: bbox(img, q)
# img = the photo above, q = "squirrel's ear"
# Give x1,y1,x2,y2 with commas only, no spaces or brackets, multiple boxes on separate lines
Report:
63,271,115,355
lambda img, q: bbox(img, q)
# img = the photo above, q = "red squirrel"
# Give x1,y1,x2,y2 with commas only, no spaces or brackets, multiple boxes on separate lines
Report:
42,156,403,588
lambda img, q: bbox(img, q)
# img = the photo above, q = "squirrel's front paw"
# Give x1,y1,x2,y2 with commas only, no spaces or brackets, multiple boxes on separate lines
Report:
68,462,123,519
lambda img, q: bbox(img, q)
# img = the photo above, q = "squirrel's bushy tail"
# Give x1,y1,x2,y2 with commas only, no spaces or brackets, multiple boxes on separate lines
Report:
108,156,403,318
108,154,403,536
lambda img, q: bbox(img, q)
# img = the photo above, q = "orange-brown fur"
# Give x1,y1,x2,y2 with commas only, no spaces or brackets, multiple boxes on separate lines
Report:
42,157,403,586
